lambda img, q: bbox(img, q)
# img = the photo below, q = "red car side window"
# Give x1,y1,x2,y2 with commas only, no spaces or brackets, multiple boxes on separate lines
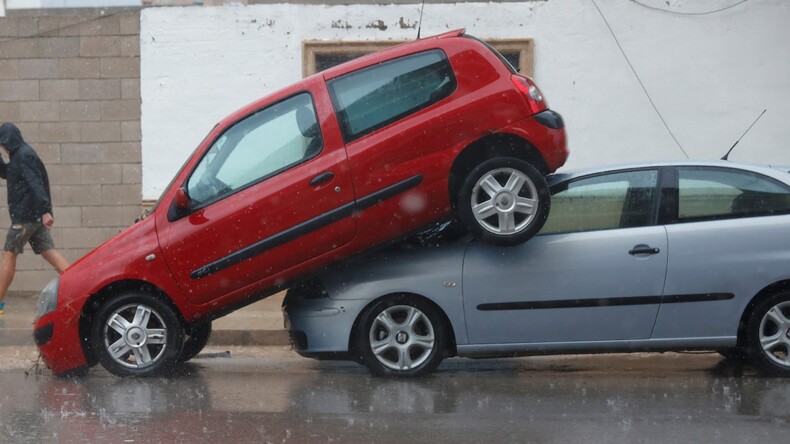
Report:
327,49,456,143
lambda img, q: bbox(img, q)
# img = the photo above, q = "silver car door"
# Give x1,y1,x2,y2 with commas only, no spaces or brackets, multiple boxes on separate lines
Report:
654,166,790,340
462,168,668,344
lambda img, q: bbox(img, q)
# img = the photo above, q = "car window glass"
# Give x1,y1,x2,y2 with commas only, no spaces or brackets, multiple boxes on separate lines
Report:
328,49,456,143
541,170,658,235
186,93,322,206
678,168,790,221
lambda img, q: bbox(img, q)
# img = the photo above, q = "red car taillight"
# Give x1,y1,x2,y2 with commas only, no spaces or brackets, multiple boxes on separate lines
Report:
510,74,548,116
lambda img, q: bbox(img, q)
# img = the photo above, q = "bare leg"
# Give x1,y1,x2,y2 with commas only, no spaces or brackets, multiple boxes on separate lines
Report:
0,251,18,303
40,249,69,275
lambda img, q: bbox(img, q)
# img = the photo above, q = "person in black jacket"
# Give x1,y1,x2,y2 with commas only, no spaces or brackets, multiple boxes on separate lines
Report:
0,123,69,315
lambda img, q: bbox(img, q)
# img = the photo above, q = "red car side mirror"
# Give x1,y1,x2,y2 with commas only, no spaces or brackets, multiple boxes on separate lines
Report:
174,187,191,210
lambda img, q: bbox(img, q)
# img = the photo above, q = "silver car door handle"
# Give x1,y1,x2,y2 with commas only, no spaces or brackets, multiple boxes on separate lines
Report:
629,246,660,256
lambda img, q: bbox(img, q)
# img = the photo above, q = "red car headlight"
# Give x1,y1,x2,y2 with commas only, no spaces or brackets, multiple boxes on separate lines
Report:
36,277,59,321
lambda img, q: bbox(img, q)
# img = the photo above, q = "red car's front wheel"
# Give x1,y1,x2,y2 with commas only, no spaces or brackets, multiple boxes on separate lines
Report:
91,293,183,377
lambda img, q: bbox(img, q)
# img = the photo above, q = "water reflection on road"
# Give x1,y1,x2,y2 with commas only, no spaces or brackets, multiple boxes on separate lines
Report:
0,351,788,443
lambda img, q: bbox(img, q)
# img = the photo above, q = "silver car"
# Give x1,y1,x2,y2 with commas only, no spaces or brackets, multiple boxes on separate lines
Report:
283,161,790,377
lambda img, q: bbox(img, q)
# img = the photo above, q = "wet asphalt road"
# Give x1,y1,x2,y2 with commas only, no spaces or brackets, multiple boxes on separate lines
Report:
0,346,788,443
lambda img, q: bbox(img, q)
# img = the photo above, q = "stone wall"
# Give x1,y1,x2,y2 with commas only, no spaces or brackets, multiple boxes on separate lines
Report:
0,12,141,291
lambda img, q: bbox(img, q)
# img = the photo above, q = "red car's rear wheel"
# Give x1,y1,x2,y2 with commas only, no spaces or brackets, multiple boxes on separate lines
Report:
458,157,550,246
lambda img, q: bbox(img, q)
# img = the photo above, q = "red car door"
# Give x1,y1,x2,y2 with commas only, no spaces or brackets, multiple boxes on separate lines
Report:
156,83,356,306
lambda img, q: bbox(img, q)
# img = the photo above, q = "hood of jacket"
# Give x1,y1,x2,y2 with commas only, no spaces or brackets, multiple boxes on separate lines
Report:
0,122,24,154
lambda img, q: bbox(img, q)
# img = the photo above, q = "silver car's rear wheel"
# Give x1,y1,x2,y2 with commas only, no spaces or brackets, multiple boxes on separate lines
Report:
747,292,790,376
91,293,183,377
758,301,790,367
356,295,448,377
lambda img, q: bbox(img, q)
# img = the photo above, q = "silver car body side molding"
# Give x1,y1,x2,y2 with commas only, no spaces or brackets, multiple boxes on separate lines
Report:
456,336,737,358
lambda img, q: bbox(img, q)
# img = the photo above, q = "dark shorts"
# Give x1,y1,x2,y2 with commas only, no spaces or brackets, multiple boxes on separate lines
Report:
4,223,55,255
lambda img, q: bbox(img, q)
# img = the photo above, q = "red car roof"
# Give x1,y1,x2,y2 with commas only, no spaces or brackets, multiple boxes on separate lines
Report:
320,28,467,80
214,29,468,132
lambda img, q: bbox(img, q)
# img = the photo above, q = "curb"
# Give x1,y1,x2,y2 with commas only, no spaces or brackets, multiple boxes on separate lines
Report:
208,330,291,347
0,329,33,346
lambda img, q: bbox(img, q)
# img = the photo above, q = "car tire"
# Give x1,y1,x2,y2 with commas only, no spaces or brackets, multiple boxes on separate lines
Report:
746,291,790,376
457,157,550,246
91,293,183,377
355,295,447,377
178,322,212,363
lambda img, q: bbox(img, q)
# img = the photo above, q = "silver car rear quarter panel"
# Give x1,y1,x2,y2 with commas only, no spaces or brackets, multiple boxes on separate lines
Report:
654,213,790,338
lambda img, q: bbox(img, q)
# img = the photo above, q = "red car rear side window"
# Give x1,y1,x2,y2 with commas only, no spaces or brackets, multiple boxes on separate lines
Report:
327,49,456,143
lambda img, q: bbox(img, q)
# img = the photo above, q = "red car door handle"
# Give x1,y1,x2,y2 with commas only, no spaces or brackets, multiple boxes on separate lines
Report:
309,171,335,186
629,246,660,256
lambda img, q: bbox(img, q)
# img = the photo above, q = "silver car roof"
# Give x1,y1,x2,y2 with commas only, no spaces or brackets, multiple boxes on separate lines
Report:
547,160,790,187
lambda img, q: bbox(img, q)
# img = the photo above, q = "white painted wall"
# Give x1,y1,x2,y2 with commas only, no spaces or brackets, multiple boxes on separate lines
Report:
141,0,790,200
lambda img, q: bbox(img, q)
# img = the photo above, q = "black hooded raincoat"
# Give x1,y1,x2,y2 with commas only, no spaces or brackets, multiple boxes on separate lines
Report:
0,123,53,224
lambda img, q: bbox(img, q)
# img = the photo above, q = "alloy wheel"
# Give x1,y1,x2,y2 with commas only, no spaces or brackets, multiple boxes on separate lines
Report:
102,303,169,369
758,301,790,368
470,167,539,235
368,305,436,371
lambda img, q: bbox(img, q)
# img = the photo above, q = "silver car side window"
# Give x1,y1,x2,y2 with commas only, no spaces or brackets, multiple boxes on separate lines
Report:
678,167,790,221
541,170,658,235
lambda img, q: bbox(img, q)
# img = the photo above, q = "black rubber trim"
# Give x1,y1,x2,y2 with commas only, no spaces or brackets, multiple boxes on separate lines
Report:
533,109,565,129
34,322,54,346
190,175,423,279
477,293,734,311
355,175,423,210
191,201,355,279
661,293,735,304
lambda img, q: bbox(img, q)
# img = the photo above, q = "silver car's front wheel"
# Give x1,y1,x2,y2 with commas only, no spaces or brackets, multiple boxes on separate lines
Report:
91,294,183,377
369,305,436,371
748,292,790,376
356,296,448,377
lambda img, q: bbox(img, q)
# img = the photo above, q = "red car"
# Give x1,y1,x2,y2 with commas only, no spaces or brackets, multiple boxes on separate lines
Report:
33,29,568,376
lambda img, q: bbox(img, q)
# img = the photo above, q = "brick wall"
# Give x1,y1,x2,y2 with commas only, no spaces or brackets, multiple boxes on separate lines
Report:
0,12,141,291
